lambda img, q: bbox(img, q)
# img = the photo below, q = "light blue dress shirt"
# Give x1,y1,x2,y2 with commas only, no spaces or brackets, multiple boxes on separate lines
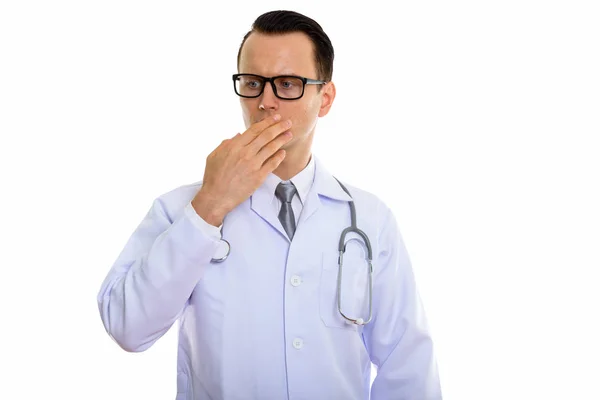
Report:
97,154,442,399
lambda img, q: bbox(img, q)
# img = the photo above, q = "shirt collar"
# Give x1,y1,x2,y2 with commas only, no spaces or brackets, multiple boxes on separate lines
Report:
250,154,353,235
263,154,316,205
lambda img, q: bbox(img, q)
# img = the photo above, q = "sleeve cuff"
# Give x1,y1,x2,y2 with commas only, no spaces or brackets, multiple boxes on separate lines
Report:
184,202,222,241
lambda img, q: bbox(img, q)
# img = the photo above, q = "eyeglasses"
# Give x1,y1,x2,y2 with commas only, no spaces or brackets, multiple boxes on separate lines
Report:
232,73,327,100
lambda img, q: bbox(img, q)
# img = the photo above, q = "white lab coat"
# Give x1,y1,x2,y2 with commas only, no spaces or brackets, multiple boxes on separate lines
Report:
97,155,442,399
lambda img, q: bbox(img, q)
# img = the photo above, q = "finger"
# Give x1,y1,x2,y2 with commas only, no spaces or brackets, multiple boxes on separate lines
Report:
255,130,293,165
259,149,286,177
236,114,282,146
247,119,292,154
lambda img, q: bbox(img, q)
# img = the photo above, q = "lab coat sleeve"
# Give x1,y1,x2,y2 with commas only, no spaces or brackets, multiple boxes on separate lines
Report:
364,204,443,400
97,198,222,352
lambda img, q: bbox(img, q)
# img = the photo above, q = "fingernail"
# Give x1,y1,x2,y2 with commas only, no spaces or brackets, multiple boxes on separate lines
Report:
273,114,281,121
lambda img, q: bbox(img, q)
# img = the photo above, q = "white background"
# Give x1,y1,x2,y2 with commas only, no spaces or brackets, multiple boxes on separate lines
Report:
1,0,599,399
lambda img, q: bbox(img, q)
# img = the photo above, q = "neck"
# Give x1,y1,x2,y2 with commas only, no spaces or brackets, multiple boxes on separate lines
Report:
272,142,313,181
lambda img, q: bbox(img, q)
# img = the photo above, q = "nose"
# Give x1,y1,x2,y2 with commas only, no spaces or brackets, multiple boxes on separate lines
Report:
259,81,279,111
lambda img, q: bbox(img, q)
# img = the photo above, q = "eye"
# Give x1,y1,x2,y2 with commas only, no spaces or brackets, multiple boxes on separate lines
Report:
246,80,260,89
277,78,301,90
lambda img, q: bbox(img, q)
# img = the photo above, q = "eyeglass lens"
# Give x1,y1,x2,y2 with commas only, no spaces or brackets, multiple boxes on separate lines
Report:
235,75,304,99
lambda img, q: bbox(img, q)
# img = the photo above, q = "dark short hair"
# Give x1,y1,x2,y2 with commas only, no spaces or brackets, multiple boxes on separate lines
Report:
236,10,334,82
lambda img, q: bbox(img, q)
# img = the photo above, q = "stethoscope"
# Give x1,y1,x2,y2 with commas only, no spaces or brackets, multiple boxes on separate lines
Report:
210,178,373,326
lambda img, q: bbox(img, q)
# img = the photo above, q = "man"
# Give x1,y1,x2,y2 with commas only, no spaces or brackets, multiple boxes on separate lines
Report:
98,10,442,400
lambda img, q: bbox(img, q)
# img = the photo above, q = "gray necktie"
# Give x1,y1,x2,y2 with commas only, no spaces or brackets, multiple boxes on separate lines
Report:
275,182,297,240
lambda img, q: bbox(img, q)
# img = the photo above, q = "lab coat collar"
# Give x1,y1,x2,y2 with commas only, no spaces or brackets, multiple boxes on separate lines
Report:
250,154,352,241
311,155,353,203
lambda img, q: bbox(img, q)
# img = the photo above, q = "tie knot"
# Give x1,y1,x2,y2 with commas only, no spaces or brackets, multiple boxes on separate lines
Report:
275,182,297,203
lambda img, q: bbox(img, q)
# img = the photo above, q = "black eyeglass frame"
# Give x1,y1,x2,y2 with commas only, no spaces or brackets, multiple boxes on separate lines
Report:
232,73,327,100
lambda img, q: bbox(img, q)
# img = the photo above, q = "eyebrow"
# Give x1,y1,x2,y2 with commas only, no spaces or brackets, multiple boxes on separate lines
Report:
240,72,302,77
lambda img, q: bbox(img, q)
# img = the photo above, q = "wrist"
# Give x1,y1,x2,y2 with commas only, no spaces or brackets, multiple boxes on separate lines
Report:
191,191,227,227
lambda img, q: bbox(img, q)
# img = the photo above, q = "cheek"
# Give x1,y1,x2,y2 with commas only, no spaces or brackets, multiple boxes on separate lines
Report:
292,102,319,130
240,100,255,128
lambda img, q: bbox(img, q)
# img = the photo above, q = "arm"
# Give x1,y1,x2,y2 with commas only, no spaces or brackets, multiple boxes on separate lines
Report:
97,114,292,353
96,197,221,352
365,204,442,399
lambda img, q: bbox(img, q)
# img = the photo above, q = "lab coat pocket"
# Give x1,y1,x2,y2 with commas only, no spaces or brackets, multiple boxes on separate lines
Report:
320,250,369,329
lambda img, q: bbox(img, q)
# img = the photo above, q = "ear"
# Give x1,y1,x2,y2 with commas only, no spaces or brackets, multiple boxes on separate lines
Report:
318,81,336,117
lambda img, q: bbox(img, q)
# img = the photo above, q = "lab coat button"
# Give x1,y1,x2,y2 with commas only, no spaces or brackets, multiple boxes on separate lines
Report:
292,338,304,349
290,275,302,287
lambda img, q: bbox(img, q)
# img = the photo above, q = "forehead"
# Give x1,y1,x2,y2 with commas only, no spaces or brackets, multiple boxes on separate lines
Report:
238,31,317,77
